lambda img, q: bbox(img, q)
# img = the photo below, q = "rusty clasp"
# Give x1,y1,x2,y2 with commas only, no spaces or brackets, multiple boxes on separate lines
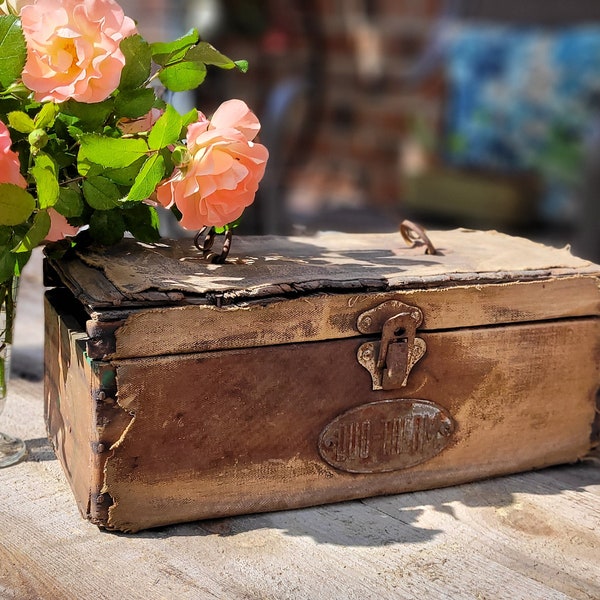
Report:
357,300,426,390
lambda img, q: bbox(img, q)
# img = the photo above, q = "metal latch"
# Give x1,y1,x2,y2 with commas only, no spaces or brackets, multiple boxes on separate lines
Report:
357,301,426,390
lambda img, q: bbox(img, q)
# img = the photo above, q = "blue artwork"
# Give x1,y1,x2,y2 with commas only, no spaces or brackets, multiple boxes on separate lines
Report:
443,24,600,219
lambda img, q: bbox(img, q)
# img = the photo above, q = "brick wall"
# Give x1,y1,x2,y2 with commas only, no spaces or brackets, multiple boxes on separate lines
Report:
121,0,445,231
195,0,446,230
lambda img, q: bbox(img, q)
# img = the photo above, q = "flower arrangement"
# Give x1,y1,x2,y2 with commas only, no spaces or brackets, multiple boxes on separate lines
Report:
0,0,268,459
0,0,268,264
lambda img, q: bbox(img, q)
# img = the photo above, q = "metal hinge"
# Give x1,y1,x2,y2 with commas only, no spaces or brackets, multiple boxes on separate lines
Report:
357,300,426,390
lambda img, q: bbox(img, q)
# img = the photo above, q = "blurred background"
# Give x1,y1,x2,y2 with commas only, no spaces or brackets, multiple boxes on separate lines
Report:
120,0,600,262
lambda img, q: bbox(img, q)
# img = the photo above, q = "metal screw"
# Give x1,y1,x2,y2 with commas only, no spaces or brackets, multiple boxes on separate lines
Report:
96,495,105,504
97,443,106,453
360,315,372,329
360,347,373,360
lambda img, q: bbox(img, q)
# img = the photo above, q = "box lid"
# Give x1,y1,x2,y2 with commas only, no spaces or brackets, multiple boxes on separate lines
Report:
46,228,600,359
49,228,599,306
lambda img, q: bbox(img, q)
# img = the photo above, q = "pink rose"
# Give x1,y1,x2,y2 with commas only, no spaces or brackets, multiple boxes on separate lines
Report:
21,0,136,103
0,121,27,188
156,100,269,230
45,208,79,242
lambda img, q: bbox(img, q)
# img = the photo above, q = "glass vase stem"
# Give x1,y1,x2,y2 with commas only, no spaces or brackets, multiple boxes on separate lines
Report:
0,276,26,468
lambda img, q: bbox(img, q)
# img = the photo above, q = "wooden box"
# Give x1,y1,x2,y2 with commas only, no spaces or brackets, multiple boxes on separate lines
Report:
43,229,600,532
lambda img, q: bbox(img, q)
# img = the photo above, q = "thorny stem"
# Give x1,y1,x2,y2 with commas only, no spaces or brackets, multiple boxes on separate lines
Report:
59,175,84,186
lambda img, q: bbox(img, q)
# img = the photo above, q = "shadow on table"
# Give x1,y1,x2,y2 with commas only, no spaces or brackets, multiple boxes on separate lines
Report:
123,454,600,548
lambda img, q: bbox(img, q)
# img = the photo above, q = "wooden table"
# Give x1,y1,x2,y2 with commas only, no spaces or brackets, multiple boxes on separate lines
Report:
1,250,599,600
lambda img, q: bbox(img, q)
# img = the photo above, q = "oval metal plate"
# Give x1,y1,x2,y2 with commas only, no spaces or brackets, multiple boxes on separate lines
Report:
318,399,455,473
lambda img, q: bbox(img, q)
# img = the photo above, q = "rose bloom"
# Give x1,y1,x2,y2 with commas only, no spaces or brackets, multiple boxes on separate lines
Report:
45,208,79,242
156,100,269,230
21,0,136,103
0,120,27,188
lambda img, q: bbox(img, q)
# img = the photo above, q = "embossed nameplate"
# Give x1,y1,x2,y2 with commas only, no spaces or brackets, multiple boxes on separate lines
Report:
318,399,455,473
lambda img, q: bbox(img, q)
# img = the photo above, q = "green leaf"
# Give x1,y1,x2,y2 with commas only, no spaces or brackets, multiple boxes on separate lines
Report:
13,249,30,276
0,245,29,283
148,104,182,150
7,111,35,134
82,176,122,210
119,34,152,89
234,60,249,73
62,99,114,130
32,153,59,209
13,210,51,253
0,184,35,225
184,42,236,69
59,200,92,228
89,210,125,245
158,61,206,92
45,136,76,170
159,146,175,179
34,103,59,129
123,203,161,243
76,146,98,176
55,185,84,218
214,217,242,234
153,97,167,111
115,87,156,119
101,156,146,186
79,134,148,169
0,226,12,246
0,16,26,89
127,153,166,201
0,248,16,284
5,222,27,239
66,123,84,141
181,108,199,128
151,28,199,66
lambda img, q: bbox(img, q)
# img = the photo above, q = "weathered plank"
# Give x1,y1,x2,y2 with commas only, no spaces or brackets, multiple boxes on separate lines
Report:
107,275,600,359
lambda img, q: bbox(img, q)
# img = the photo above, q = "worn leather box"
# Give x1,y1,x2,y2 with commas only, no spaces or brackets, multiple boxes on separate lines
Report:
43,229,600,532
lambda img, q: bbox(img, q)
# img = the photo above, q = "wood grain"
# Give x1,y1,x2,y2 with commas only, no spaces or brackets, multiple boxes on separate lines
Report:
108,276,600,359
